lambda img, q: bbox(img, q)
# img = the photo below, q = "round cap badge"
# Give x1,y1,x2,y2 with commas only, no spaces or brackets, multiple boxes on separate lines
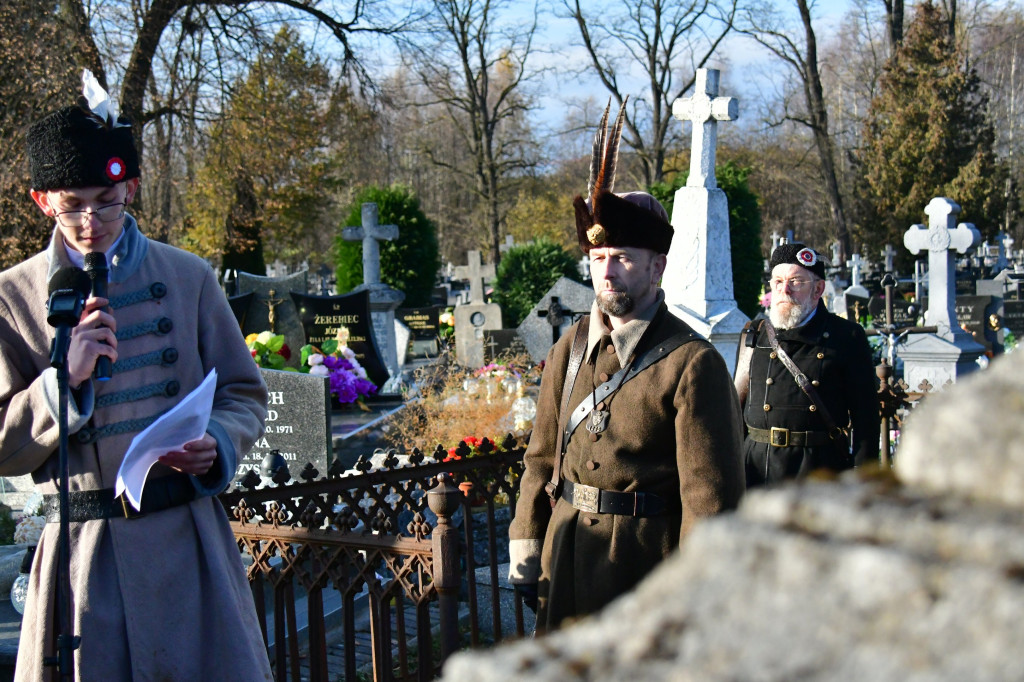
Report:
796,248,817,267
105,157,126,182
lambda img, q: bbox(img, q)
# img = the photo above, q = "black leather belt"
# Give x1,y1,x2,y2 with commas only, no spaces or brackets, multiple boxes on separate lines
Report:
561,480,677,517
747,426,835,448
43,474,197,523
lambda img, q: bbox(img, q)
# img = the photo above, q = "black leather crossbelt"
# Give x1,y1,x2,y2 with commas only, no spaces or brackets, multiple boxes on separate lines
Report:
43,474,197,523
747,426,834,448
561,480,678,517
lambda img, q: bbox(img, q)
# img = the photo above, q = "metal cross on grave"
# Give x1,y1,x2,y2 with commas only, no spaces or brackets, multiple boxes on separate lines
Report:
453,250,495,305
904,197,981,336
342,203,399,287
537,296,586,344
672,69,738,189
846,253,865,287
882,244,897,274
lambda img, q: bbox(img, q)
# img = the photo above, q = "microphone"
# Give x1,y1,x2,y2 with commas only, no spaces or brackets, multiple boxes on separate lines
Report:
83,252,112,381
47,268,91,369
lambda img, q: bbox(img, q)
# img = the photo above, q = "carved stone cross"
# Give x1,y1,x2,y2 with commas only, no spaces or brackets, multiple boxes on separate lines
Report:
672,68,738,189
904,197,980,335
846,253,865,287
499,235,516,254
453,250,495,305
882,243,897,273
342,203,399,287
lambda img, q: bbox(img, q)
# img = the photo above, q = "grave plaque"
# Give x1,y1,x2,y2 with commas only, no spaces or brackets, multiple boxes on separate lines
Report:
844,291,870,324
955,295,996,350
291,290,390,388
238,369,332,481
484,329,529,362
867,296,916,328
398,307,441,340
1002,300,1024,338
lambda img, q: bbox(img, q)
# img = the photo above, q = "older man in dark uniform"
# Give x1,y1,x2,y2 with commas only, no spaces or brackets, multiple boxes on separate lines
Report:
507,102,745,633
736,243,879,486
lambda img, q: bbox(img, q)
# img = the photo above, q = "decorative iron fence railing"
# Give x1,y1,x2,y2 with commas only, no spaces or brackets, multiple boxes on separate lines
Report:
218,436,527,682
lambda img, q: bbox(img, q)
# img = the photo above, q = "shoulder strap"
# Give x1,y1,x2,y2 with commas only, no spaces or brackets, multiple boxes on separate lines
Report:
560,328,699,454
762,319,846,439
733,318,762,409
545,316,589,501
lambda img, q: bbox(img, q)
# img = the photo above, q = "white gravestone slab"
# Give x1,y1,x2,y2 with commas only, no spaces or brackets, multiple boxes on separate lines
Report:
662,68,748,373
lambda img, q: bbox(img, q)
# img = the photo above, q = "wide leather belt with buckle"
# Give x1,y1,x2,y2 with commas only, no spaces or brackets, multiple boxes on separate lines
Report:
42,474,197,523
561,480,677,517
747,426,834,448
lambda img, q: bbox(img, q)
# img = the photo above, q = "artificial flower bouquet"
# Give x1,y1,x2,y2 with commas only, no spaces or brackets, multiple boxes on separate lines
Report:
299,327,377,405
246,331,291,370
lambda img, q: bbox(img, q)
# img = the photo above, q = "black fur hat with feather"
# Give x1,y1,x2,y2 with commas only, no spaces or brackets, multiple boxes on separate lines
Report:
28,70,139,191
573,98,673,254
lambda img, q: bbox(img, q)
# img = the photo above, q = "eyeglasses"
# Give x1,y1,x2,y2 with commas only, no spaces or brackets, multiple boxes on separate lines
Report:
770,277,814,290
54,202,126,227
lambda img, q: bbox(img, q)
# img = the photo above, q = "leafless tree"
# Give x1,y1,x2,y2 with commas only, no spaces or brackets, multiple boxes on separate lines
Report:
563,0,737,188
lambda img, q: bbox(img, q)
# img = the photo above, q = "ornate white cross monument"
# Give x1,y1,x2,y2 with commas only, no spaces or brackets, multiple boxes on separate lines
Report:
846,253,865,288
672,69,738,189
662,68,747,373
900,196,985,391
342,204,399,286
453,250,496,305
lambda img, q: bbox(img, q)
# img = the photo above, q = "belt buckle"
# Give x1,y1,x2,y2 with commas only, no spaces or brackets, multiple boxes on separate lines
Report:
769,427,789,447
118,493,145,520
573,483,600,514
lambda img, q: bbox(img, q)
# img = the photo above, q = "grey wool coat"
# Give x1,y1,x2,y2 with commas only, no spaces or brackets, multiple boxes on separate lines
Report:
0,216,271,681
509,295,745,632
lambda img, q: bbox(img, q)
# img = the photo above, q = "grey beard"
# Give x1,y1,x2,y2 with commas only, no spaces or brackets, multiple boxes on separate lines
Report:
770,298,813,330
597,291,634,317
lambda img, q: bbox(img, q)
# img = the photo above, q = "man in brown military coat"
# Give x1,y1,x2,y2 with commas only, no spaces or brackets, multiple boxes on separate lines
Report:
507,103,745,633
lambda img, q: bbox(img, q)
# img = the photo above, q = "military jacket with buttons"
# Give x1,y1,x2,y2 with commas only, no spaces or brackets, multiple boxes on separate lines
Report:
509,299,745,632
741,300,879,486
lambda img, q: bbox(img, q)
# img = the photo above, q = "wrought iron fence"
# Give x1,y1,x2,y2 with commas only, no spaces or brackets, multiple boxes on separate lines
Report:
218,436,527,682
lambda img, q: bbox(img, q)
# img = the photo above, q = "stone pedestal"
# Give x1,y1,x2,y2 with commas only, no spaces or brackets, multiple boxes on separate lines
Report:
353,282,405,393
898,332,984,394
662,186,749,374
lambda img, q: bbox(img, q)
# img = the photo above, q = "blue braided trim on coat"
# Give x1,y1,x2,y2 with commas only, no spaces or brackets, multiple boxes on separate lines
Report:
110,282,167,310
96,379,180,408
75,410,170,445
116,318,173,341
113,348,178,374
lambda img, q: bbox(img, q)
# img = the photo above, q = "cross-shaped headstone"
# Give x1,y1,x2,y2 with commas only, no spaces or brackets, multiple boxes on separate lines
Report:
499,235,516,254
904,197,981,336
882,244,897,273
453,250,495,305
771,232,782,254
830,242,841,267
342,203,399,287
577,254,591,280
846,253,865,288
672,69,738,189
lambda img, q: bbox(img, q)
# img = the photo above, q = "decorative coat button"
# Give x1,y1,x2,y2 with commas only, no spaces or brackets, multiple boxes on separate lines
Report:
606,344,616,354
586,460,598,470
589,433,599,442
164,380,181,397
157,317,173,334
597,402,606,411
770,352,777,359
76,428,96,444
150,282,167,298
823,332,830,338
763,404,771,411
809,405,817,412
599,372,610,382
766,378,774,385
161,348,178,365
817,352,825,359
812,380,820,387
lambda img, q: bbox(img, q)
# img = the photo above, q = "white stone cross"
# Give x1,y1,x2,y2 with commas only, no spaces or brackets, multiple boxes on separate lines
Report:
577,254,591,280
499,235,516,254
672,69,738,189
846,253,865,287
342,203,399,287
771,232,783,254
904,197,980,336
830,242,841,267
882,244,897,273
453,250,495,305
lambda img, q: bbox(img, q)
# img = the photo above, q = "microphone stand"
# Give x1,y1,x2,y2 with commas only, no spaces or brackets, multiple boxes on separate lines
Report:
45,329,81,680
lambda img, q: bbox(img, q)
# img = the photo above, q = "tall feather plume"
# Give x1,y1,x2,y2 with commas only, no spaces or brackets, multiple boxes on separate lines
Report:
76,69,129,130
588,96,629,207
587,101,611,198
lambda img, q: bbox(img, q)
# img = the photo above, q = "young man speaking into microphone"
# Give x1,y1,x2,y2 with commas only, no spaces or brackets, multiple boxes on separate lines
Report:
0,72,272,679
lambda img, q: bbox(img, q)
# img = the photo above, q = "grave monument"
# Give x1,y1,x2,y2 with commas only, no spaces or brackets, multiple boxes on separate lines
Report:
661,68,748,372
453,250,501,368
900,197,985,391
517,277,595,363
236,269,309,366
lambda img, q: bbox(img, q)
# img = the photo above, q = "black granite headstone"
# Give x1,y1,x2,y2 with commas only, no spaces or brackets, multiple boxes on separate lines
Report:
290,290,390,388
867,296,916,329
398,306,441,340
484,329,529,363
844,292,870,325
955,294,996,351
1003,300,1024,337
238,369,332,481
227,292,255,330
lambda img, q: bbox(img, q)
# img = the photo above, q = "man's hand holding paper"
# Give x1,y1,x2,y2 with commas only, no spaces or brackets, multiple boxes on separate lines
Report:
159,433,217,475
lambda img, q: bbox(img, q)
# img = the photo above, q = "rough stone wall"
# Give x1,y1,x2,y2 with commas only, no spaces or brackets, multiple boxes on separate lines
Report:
441,349,1024,681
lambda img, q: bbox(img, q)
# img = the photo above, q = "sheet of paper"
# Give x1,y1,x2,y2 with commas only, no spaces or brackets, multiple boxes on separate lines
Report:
114,368,218,511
